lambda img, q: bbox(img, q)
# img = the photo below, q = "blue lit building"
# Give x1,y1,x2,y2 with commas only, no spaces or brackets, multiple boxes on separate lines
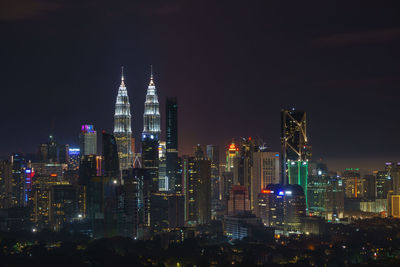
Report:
68,148,80,170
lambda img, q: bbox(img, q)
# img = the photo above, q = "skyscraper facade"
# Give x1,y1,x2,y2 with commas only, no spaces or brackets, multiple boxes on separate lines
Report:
142,70,161,191
342,168,361,198
166,97,178,192
281,109,310,184
143,71,161,135
207,145,220,211
114,68,133,170
251,151,280,216
102,132,120,179
226,141,239,173
79,125,97,156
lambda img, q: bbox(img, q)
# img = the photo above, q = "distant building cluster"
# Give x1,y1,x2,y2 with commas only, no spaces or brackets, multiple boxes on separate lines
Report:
0,70,399,242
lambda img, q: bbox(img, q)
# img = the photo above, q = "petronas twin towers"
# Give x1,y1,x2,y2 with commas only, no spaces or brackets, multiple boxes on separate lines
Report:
113,67,160,170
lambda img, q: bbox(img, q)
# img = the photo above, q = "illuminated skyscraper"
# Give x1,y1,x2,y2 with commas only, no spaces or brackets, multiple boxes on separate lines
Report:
281,109,311,183
143,68,161,135
158,141,167,191
114,67,133,170
79,125,97,156
142,68,161,191
68,148,80,170
226,140,239,173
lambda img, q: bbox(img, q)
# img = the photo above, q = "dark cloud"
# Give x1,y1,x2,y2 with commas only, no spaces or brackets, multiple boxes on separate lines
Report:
314,28,400,46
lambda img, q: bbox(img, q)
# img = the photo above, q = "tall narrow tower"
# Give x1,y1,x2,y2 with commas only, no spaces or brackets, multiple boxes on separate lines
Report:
142,66,161,192
114,67,133,171
143,67,161,135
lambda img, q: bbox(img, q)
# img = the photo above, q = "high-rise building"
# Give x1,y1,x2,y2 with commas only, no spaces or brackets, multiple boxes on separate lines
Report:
158,141,167,191
102,132,120,179
281,109,310,184
391,163,400,195
251,151,280,216
79,125,97,156
47,135,58,163
362,174,376,200
11,153,26,207
227,185,250,215
342,168,361,198
0,160,12,208
49,185,77,231
183,152,211,226
325,175,345,220
287,160,309,208
221,171,234,210
233,138,258,197
197,158,211,225
142,69,161,192
118,169,139,238
307,162,329,217
226,141,239,173
143,69,161,135
207,145,220,211
258,184,306,232
38,136,69,164
376,168,391,199
114,68,133,170
68,148,80,170
183,156,197,225
166,97,179,192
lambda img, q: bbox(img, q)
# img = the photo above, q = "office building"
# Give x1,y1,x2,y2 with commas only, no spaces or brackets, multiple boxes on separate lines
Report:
376,169,391,199
158,141,167,191
166,97,179,192
226,141,239,173
11,153,26,207
114,68,133,170
258,184,306,232
118,170,139,238
287,160,309,208
49,185,77,231
281,109,310,184
182,153,211,226
307,162,329,217
325,176,345,220
207,145,220,211
142,69,161,192
224,212,262,240
251,151,280,216
68,148,80,170
0,160,12,208
227,185,250,215
102,132,120,179
362,174,376,200
342,168,361,198
197,158,212,224
79,125,97,156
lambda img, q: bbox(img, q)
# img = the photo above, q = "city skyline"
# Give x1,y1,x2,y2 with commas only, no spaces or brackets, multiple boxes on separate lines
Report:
2,2,400,265
1,1,400,172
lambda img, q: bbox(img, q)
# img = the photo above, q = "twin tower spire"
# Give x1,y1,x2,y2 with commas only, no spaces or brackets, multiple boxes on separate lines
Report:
113,66,161,170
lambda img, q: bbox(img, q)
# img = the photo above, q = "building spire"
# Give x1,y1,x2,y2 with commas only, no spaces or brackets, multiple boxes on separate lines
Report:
149,64,154,86
120,66,125,87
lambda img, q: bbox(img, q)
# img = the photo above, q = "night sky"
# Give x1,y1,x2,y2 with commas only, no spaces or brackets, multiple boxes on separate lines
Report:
1,1,400,172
